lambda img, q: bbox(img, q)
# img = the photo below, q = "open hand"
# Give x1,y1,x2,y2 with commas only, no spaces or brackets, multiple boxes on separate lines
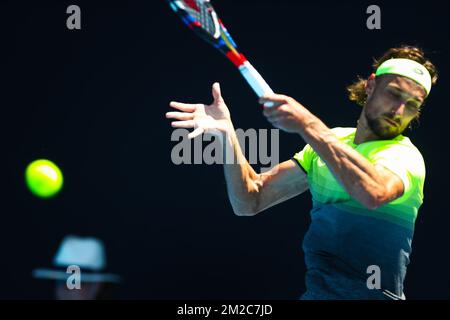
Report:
167,83,233,139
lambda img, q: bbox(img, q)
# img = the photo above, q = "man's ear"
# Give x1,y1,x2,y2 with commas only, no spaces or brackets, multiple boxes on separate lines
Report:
365,73,376,98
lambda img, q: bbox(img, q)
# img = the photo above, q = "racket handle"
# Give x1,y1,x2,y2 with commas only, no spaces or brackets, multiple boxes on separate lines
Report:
238,61,273,98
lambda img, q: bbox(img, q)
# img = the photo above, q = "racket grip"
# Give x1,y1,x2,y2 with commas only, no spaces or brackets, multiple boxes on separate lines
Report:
238,61,273,98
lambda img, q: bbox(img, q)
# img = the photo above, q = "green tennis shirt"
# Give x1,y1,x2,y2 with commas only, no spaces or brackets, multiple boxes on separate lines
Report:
293,127,426,299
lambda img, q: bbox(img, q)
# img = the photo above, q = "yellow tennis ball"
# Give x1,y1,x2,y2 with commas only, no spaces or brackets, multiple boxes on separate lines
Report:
25,159,64,198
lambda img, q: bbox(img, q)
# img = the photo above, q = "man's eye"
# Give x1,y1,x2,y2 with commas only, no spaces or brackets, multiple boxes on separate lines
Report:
389,91,400,98
406,101,420,110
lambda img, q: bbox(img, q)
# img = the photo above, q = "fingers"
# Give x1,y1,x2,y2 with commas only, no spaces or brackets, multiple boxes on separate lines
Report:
263,101,276,108
169,101,201,112
187,127,205,139
259,94,292,109
262,104,290,127
169,116,205,139
166,111,194,121
211,82,224,104
171,120,196,129
260,98,283,109
262,104,286,117
259,93,291,105
265,114,284,124
262,105,275,116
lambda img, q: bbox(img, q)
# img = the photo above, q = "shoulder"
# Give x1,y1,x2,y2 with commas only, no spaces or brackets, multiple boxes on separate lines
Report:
367,135,426,178
383,135,424,163
395,135,426,172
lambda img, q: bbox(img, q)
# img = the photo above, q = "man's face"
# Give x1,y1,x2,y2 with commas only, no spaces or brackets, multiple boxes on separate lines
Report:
364,74,426,139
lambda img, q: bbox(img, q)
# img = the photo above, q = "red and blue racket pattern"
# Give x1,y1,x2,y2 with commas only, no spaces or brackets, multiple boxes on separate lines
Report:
166,0,273,98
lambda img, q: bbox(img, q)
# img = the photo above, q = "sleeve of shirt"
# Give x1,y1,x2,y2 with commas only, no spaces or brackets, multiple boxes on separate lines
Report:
292,127,350,175
293,144,315,174
369,143,426,204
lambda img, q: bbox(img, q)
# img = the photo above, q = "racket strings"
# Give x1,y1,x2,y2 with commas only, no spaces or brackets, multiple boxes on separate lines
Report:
171,0,238,52
198,1,219,38
183,5,201,21
178,0,216,37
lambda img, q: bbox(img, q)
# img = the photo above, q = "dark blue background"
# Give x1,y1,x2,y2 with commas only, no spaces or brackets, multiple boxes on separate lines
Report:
3,0,449,299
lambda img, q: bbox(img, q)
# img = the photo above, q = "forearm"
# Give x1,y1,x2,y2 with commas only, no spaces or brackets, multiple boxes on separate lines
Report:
295,109,390,208
222,126,262,216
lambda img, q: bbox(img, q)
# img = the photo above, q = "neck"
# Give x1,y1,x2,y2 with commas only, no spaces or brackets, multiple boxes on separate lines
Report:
354,111,380,145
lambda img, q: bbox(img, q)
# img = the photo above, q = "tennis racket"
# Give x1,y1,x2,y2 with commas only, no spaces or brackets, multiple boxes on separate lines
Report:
166,0,274,99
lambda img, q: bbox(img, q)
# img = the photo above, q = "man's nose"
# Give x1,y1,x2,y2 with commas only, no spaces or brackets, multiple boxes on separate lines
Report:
392,102,406,116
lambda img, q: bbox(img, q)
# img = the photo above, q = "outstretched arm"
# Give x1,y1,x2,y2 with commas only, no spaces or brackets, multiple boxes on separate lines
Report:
167,83,309,216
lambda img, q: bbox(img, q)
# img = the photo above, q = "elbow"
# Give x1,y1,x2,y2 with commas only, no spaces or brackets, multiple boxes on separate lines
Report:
231,204,258,217
361,198,382,210
233,209,257,217
229,194,260,217
359,191,386,210
229,182,263,217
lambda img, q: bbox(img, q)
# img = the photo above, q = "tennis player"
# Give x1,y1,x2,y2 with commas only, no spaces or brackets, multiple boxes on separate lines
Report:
166,45,437,299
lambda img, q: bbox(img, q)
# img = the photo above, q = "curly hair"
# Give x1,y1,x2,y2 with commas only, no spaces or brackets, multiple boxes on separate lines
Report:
347,45,438,107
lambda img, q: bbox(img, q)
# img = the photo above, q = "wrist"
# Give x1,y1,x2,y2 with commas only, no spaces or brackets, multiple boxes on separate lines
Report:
220,119,235,134
294,107,320,136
